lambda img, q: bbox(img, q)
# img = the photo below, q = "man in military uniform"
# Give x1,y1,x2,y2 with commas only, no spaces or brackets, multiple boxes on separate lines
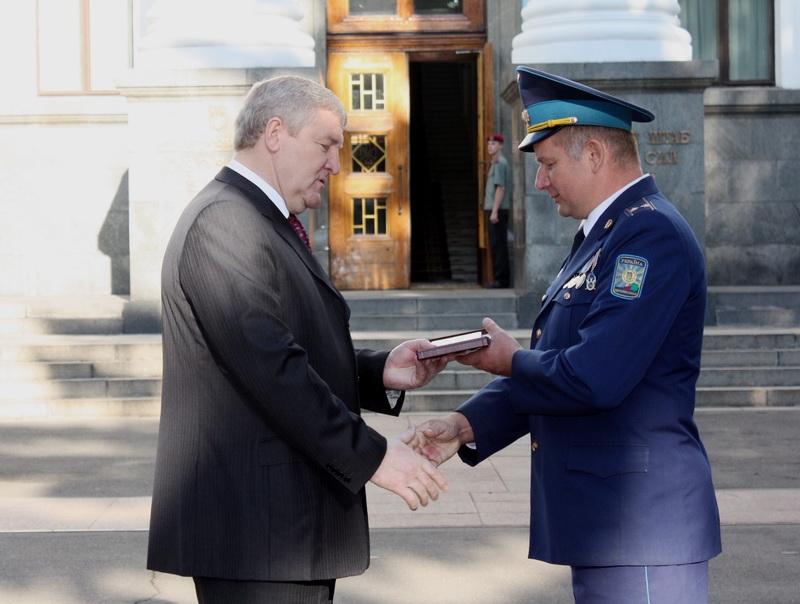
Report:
484,133,511,288
414,67,721,603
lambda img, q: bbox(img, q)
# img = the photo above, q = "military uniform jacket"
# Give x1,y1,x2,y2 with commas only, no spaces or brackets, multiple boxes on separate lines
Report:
458,175,721,567
483,154,511,211
147,168,401,581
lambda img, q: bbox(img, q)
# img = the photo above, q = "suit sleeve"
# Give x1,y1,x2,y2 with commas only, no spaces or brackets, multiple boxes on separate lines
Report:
355,349,405,415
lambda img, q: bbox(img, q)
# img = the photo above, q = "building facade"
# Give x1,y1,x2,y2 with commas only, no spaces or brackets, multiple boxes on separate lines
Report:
1,0,798,331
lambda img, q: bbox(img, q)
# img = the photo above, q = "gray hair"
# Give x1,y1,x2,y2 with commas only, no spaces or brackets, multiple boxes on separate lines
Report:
234,76,347,151
554,126,641,168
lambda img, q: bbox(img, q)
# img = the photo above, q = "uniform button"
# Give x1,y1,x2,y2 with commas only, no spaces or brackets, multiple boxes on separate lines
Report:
563,292,571,300
531,441,539,452
535,329,542,339
541,294,547,302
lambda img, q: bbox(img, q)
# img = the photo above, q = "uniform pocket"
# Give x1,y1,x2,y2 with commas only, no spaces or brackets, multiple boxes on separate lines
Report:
567,443,649,478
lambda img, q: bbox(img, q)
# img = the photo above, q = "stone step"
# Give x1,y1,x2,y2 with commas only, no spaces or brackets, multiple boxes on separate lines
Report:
707,286,800,327
700,327,800,351
0,296,128,336
697,366,800,388
419,353,800,389
344,289,520,330
6,364,797,402
700,349,800,368
1,329,798,415
0,334,162,363
693,387,800,408
349,313,519,331
0,376,162,401
0,397,161,418
3,384,798,417
1,297,798,415
402,386,800,412
2,287,799,335
0,360,162,381
2,330,797,361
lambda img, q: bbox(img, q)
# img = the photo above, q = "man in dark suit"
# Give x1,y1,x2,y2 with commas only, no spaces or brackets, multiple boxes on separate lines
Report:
147,75,449,603
414,67,721,603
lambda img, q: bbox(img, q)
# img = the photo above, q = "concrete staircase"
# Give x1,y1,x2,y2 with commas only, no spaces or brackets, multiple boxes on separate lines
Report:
1,287,799,417
0,333,162,417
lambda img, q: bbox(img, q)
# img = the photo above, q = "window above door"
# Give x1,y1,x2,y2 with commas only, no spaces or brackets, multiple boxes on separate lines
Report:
328,0,484,34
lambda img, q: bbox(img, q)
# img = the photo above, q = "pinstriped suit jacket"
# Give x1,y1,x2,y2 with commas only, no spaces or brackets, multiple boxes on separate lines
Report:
147,167,401,581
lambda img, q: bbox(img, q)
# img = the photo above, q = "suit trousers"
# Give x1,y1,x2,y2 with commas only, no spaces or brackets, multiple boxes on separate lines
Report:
194,577,336,603
571,561,708,603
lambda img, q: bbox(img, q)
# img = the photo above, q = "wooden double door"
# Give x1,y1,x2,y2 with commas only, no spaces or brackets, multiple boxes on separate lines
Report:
327,48,493,290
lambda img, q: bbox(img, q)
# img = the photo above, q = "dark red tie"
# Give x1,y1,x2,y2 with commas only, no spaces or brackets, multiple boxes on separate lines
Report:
287,213,312,252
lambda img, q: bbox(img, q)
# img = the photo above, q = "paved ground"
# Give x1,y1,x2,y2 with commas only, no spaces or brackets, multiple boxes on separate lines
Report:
0,408,798,603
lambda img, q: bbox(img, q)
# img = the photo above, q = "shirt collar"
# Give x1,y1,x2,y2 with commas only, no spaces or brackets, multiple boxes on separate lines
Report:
228,159,289,217
581,173,649,236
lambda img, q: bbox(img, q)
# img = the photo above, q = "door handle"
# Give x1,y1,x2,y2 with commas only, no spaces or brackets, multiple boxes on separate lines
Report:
397,164,404,215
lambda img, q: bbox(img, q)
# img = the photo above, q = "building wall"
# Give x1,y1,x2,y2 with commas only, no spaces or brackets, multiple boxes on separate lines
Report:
704,88,800,285
0,1,798,310
0,117,130,297
0,2,131,299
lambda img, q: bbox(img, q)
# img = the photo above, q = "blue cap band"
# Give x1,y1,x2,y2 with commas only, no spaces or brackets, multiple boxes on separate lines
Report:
515,66,654,152
528,99,634,133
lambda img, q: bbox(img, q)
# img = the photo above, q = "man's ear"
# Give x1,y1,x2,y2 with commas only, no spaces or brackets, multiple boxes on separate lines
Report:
584,139,605,173
264,117,282,152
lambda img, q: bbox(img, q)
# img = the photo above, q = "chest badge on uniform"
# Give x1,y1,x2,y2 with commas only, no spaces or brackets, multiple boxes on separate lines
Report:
611,255,648,299
562,248,602,291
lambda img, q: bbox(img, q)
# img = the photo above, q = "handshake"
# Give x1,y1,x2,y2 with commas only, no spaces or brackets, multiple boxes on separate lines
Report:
369,413,475,511
371,317,520,511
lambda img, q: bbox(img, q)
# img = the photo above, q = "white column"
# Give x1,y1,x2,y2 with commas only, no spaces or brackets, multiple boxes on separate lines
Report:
137,0,315,68
512,0,692,64
776,0,800,88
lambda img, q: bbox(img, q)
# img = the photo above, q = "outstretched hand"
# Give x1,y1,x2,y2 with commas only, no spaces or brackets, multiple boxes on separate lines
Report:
407,412,475,466
456,317,523,377
370,427,448,510
383,339,454,391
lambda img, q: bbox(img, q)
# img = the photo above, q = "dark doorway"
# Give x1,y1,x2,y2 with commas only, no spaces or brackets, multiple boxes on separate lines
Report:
409,60,480,286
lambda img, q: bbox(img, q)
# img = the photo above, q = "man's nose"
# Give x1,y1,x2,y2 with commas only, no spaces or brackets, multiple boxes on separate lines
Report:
328,150,340,175
534,166,547,190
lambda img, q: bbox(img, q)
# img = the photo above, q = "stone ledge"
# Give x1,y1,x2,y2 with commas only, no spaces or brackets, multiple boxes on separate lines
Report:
510,61,719,92
705,87,800,115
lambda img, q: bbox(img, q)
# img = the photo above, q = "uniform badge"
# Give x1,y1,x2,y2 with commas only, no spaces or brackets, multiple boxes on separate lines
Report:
611,255,648,299
624,198,657,216
562,248,602,291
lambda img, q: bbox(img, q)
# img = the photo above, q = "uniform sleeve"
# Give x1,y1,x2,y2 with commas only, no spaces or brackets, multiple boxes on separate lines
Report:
489,160,508,188
456,376,530,465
